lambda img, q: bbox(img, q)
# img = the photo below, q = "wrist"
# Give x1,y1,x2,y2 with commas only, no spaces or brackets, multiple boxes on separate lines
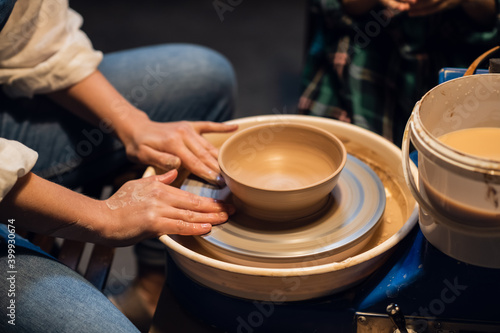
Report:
64,196,111,244
108,104,150,145
88,199,119,245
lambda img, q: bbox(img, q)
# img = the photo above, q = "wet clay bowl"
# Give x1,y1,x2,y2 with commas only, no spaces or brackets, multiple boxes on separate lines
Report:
218,122,347,222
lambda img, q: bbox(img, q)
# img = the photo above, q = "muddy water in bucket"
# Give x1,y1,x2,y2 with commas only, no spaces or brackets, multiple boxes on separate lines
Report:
403,74,500,268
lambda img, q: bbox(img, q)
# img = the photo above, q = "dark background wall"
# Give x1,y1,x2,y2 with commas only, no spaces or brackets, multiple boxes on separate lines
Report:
70,0,308,119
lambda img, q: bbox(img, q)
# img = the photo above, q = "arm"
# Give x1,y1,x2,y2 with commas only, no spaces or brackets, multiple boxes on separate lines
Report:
0,4,237,184
0,170,231,246
48,71,237,185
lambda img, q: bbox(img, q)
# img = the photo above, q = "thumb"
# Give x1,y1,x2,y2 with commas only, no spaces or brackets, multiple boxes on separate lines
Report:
155,169,178,185
138,145,181,172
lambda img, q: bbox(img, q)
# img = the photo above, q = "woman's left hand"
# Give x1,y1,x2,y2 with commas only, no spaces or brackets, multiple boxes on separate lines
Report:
122,118,238,185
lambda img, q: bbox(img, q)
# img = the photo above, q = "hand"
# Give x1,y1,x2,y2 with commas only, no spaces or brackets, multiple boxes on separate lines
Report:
407,0,462,16
121,117,238,185
47,71,238,184
100,169,233,246
379,0,416,12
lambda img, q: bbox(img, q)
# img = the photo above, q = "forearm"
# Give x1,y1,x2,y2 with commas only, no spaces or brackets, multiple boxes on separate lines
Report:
461,0,497,26
0,173,107,244
47,70,149,144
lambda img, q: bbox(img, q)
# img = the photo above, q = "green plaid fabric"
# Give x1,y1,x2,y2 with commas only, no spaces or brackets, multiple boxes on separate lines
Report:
299,0,500,145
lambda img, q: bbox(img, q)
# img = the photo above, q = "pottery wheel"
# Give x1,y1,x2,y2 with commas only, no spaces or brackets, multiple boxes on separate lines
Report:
181,154,386,266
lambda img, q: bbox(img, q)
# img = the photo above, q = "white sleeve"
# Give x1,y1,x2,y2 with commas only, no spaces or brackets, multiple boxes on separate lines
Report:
0,139,38,201
0,0,103,98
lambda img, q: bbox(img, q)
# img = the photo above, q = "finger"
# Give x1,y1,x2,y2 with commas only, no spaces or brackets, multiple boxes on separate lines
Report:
191,121,237,163
160,219,213,236
381,0,412,11
184,134,220,172
389,1,411,11
175,145,221,184
155,169,178,185
165,207,230,225
192,121,239,135
398,2,411,10
137,145,181,171
195,134,220,160
164,186,235,213
175,123,220,170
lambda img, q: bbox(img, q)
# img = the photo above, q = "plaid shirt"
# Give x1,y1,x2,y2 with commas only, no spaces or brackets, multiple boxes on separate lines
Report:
299,0,500,144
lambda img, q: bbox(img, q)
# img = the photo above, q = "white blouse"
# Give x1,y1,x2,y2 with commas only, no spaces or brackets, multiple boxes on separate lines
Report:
0,0,102,98
0,138,37,201
0,0,99,200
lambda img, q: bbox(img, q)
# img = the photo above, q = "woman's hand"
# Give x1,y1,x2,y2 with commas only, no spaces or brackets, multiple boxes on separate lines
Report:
377,0,460,14
47,71,238,185
100,169,233,246
0,170,233,247
379,0,415,12
120,116,238,185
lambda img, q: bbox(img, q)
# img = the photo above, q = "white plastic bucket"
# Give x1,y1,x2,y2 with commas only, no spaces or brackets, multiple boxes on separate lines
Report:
403,74,500,268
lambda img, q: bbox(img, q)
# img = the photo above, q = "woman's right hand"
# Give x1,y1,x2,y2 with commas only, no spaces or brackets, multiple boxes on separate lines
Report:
100,169,233,246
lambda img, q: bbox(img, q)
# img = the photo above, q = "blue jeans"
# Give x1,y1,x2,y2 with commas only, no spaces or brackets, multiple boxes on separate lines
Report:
0,236,141,332
0,43,236,331
0,43,235,187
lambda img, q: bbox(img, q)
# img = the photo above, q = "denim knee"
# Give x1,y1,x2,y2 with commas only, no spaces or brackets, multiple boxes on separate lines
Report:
188,45,237,122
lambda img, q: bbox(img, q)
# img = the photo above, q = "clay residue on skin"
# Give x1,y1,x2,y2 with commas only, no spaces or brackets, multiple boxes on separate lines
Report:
106,191,128,210
106,182,152,210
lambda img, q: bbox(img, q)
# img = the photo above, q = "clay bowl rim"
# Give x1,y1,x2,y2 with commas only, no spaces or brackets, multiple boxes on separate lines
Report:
218,122,348,192
159,114,419,279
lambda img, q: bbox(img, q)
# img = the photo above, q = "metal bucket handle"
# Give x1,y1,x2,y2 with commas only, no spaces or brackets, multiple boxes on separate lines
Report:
464,45,500,76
